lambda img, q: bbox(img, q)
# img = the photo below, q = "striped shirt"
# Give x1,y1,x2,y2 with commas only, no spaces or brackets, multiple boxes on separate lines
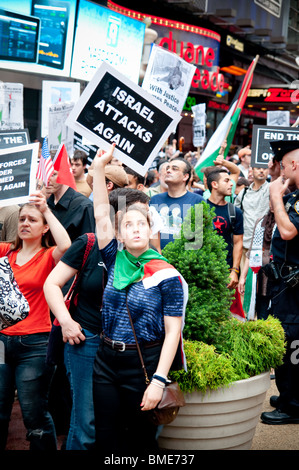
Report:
100,239,184,343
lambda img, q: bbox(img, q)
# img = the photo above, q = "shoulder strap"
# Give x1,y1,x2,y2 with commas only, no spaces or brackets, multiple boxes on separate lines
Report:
227,202,236,232
65,233,96,302
81,233,96,267
126,289,150,385
240,186,249,212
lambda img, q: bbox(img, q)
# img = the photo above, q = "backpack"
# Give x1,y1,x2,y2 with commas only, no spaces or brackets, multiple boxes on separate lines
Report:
227,202,236,234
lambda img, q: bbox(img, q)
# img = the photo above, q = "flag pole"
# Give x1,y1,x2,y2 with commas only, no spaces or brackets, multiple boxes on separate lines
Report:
291,116,299,127
219,55,259,156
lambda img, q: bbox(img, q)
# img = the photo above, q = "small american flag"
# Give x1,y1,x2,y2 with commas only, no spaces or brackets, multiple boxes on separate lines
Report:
36,137,54,186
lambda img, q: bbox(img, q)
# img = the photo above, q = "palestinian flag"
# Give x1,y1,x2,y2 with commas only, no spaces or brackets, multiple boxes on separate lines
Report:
142,259,188,372
194,56,259,181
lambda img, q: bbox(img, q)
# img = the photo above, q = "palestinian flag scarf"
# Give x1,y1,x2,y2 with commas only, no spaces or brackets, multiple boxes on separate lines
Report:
114,249,188,371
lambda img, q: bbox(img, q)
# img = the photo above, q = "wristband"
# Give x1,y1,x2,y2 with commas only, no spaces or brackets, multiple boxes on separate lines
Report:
151,379,165,389
230,267,240,274
152,374,167,384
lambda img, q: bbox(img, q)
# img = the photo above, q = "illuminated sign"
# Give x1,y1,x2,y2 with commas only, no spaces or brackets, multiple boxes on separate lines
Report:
0,0,76,77
248,88,298,103
108,1,224,95
71,1,145,83
226,35,244,52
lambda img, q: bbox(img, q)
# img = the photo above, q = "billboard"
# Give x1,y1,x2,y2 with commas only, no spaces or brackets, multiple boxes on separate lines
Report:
0,0,76,77
71,0,145,83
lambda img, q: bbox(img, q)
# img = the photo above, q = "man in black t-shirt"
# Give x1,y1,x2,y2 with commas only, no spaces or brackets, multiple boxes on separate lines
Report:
46,170,95,244
206,168,244,289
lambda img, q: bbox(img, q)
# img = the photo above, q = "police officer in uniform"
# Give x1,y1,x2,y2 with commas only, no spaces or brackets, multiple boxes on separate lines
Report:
260,140,299,425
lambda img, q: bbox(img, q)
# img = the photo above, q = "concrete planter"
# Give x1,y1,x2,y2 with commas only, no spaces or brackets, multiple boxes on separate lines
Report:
158,371,270,450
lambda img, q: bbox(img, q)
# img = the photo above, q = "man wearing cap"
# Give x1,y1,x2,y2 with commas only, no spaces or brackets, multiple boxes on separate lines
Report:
86,161,129,198
260,140,299,425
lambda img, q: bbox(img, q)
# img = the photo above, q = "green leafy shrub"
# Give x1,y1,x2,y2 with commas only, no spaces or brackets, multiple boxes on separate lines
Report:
163,202,233,344
163,202,285,394
170,316,285,394
170,340,239,394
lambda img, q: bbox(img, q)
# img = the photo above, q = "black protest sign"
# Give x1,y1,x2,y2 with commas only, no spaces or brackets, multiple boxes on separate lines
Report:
73,132,98,165
66,62,180,176
0,143,38,206
0,129,29,149
251,125,299,168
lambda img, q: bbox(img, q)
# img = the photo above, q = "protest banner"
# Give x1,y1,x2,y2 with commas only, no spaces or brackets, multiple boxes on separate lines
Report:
0,143,39,206
66,62,181,176
73,133,98,164
267,110,290,127
0,83,24,130
142,44,196,121
42,81,80,138
192,103,206,148
251,125,299,168
0,129,29,149
48,101,75,155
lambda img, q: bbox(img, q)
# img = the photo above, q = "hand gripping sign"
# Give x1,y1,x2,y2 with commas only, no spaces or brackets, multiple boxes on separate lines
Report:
66,62,181,176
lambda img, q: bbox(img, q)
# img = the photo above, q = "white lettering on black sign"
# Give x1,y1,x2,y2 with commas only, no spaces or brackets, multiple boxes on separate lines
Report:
251,125,299,168
76,72,173,166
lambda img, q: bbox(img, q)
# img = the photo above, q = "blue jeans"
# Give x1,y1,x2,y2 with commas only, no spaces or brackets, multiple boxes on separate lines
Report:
0,333,56,450
64,328,100,450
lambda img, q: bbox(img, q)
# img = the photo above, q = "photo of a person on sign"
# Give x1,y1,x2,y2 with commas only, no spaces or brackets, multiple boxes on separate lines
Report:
156,60,184,90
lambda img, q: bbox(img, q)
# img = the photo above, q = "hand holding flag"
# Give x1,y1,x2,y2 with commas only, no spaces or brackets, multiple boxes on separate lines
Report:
195,55,259,180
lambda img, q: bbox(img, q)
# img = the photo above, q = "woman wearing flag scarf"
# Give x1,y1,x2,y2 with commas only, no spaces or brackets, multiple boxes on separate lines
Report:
92,144,187,453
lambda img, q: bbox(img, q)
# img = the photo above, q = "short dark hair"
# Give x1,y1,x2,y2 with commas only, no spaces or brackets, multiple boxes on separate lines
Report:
72,149,88,166
202,166,216,178
108,187,149,215
237,177,250,187
207,168,229,192
124,166,145,186
170,157,192,184
145,170,156,187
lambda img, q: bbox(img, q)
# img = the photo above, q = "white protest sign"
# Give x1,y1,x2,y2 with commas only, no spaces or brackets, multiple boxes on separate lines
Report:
0,83,24,130
48,101,75,155
192,103,206,147
42,81,80,138
0,143,39,206
66,62,181,176
141,44,196,118
267,110,290,127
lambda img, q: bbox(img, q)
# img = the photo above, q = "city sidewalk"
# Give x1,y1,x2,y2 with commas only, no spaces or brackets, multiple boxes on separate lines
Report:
5,379,299,451
251,379,299,450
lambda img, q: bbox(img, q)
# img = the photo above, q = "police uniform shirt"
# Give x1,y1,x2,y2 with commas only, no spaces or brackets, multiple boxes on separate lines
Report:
271,190,299,266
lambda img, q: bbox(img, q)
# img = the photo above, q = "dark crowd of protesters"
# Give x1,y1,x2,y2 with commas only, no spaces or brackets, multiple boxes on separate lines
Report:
0,132,299,450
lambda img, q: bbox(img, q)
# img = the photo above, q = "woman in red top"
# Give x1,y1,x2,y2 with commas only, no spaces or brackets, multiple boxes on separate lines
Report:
0,191,71,451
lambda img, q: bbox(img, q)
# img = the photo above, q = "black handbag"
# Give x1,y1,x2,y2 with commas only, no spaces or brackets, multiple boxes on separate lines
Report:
125,293,185,425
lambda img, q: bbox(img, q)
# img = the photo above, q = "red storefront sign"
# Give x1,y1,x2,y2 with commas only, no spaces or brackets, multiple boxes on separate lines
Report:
108,1,224,94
